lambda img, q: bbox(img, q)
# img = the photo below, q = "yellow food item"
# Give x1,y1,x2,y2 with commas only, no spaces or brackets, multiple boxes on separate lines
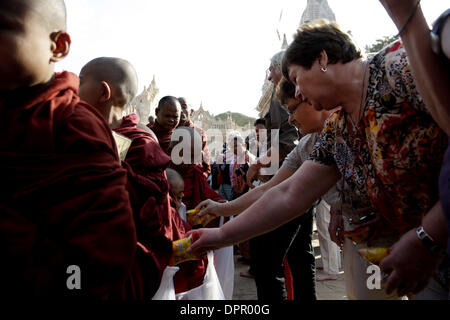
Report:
169,235,199,266
186,208,200,215
357,247,390,265
186,207,218,227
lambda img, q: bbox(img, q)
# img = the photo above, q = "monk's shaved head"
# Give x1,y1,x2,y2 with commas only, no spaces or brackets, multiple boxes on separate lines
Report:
158,96,181,112
154,96,180,130
166,168,184,187
166,168,185,210
35,0,67,31
0,0,67,31
0,0,70,91
80,57,138,106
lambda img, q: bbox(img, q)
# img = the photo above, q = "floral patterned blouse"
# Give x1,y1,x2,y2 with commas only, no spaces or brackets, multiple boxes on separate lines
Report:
308,41,448,239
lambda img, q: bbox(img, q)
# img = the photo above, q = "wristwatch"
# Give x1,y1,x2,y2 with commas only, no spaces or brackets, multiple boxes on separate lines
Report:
430,8,450,56
416,226,447,257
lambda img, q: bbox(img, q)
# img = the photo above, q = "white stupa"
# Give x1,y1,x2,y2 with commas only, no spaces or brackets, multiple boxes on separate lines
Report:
256,0,337,118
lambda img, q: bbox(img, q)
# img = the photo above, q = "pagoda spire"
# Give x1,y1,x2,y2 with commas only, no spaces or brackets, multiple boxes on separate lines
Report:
281,33,288,49
300,0,336,26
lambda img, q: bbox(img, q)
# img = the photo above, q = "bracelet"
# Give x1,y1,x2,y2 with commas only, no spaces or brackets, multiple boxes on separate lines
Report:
395,0,421,37
416,226,447,257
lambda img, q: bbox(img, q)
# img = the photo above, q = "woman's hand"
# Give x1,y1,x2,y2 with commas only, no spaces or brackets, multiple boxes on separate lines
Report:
328,207,344,248
195,199,222,217
379,228,443,297
245,163,261,188
186,228,229,255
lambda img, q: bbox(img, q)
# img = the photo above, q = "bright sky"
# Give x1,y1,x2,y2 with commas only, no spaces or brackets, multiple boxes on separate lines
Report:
56,0,449,119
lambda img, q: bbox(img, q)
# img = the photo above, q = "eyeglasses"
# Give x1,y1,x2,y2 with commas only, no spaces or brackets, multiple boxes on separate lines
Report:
281,102,301,116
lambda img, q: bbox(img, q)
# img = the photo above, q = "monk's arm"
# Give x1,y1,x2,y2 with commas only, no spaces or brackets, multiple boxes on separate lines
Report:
380,0,450,135
220,160,340,245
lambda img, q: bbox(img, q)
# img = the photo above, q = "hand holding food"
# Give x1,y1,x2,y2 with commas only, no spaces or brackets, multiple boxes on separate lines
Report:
170,235,200,266
357,247,391,265
186,207,218,227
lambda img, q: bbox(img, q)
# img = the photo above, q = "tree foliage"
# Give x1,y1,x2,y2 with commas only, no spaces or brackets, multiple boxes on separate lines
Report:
214,112,256,127
364,34,399,54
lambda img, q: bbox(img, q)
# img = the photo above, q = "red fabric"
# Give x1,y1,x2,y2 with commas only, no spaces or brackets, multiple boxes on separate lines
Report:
0,72,137,299
231,152,251,197
115,113,206,295
181,121,211,178
171,164,222,210
217,167,223,185
283,256,294,300
148,120,173,155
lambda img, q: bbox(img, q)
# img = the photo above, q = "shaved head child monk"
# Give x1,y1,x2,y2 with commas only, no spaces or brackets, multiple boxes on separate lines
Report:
0,0,136,299
166,168,189,226
78,57,207,296
166,168,186,214
149,96,181,155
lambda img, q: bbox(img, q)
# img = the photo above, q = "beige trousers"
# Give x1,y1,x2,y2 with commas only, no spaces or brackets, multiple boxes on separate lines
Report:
315,200,341,275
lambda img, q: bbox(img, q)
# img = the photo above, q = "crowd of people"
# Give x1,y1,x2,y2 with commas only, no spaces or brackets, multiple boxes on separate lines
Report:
1,0,449,301
191,0,450,300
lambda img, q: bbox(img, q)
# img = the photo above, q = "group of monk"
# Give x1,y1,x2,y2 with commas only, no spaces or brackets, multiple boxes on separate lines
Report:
0,0,223,299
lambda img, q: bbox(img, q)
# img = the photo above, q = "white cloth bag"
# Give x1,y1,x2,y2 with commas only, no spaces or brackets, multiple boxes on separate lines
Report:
152,251,225,300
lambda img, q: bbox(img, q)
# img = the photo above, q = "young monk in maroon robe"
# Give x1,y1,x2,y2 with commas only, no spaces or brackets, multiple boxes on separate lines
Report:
166,168,186,216
178,97,211,178
0,0,136,299
169,127,223,210
148,96,181,155
78,57,206,296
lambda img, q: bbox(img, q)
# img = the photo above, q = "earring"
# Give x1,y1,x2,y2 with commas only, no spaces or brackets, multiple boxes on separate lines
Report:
321,67,327,72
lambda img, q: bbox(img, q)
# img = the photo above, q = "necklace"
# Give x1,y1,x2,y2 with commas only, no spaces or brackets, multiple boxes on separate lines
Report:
339,60,371,228
348,60,369,131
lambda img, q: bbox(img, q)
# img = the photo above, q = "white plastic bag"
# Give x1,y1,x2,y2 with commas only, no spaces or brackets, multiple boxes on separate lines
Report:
151,266,179,300
176,251,225,300
152,251,225,300
213,216,234,299
213,246,234,300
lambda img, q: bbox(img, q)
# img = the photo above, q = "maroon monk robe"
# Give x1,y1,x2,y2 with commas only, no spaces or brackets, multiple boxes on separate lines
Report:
115,114,206,295
171,164,222,210
180,121,211,178
148,120,174,155
0,72,136,299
